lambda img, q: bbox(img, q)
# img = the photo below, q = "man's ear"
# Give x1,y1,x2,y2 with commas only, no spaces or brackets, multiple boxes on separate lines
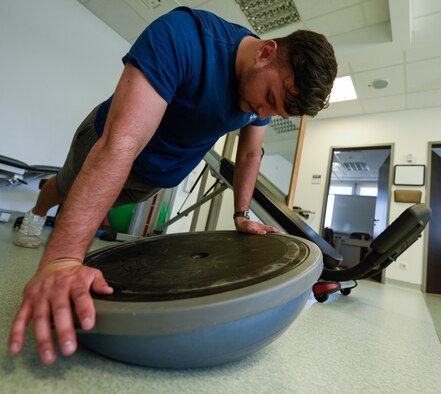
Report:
255,40,278,65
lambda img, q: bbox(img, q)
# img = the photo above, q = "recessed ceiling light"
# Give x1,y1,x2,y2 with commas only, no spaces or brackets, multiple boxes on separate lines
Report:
329,76,357,103
370,79,389,89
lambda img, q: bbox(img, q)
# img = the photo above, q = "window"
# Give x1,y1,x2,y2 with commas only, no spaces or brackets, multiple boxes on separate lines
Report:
359,186,378,196
329,185,353,195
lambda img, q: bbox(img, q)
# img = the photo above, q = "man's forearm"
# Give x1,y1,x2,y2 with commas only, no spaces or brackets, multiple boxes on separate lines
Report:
232,130,282,235
233,152,261,212
233,125,266,214
39,138,135,267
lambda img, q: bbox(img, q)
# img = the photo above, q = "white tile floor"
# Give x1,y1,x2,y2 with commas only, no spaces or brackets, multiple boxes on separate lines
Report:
1,211,441,394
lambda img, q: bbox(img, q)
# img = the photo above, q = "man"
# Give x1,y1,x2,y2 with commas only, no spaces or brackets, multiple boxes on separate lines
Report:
9,7,337,364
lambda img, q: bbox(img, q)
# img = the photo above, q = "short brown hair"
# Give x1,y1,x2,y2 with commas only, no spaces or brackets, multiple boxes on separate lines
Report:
274,30,337,117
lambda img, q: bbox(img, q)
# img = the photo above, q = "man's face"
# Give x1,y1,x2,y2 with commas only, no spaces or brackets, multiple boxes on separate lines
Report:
237,63,295,120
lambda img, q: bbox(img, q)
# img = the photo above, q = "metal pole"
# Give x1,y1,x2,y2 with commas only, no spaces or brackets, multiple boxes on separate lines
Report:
157,183,228,232
287,115,308,209
205,133,238,230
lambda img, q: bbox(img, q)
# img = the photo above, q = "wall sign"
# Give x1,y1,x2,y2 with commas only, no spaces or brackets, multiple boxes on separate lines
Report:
393,164,425,186
311,174,321,184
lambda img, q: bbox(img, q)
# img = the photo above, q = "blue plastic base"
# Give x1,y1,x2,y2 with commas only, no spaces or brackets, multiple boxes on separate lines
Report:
78,290,310,368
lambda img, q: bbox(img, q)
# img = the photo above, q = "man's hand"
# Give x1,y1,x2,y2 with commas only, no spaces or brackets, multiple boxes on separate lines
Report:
8,259,113,365
234,217,283,235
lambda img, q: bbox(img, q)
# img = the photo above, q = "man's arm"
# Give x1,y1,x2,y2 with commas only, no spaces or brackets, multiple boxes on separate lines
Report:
233,124,282,234
9,63,168,364
41,63,167,265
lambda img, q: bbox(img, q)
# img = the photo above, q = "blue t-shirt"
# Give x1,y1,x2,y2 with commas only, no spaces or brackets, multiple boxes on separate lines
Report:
94,7,270,188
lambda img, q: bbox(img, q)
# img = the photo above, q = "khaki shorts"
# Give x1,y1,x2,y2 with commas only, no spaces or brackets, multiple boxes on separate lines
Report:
56,106,160,207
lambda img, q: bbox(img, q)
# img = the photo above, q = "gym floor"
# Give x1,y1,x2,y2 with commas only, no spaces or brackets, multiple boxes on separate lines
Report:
1,211,440,394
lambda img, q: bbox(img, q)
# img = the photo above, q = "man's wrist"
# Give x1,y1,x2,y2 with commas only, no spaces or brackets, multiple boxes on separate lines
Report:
233,210,250,220
38,257,84,273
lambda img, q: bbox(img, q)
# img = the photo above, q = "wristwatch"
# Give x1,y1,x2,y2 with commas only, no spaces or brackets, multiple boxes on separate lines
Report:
233,210,250,220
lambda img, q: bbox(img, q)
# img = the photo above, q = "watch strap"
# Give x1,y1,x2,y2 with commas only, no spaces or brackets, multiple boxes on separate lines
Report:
233,210,250,220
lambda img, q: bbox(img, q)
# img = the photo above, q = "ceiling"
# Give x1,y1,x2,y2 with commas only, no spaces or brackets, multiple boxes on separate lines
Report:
76,0,440,183
77,0,441,120
331,147,390,182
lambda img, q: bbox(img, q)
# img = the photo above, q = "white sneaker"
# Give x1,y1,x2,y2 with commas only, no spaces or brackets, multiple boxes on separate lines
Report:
14,210,47,248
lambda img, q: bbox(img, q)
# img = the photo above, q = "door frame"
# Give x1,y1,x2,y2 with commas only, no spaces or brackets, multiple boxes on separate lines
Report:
422,141,441,293
320,143,395,282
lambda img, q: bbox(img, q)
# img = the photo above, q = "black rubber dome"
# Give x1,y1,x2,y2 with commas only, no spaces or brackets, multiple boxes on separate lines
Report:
85,231,309,301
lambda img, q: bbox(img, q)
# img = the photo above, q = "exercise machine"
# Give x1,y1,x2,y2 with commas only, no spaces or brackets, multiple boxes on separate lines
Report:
313,203,431,302
0,154,60,188
206,151,431,302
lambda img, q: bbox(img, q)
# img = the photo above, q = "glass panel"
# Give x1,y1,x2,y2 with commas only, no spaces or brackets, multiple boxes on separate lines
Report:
359,185,378,196
329,185,353,195
260,116,301,195
323,146,391,240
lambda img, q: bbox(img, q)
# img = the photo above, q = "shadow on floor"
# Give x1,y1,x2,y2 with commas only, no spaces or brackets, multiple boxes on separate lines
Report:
424,293,441,343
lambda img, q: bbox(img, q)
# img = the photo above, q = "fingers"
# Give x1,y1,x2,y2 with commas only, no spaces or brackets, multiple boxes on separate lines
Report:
43,269,109,358
71,283,96,331
9,302,32,355
250,222,283,234
33,300,57,364
71,268,113,332
264,225,284,234
9,293,59,364
51,295,77,357
236,219,283,235
247,225,267,235
9,265,112,364
91,269,114,295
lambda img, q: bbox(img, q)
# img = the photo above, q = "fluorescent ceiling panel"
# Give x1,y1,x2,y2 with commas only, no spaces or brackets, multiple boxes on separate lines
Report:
329,76,357,103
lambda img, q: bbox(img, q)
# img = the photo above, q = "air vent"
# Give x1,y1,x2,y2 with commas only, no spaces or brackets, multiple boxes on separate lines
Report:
342,162,369,171
140,0,162,9
235,0,300,34
270,116,298,134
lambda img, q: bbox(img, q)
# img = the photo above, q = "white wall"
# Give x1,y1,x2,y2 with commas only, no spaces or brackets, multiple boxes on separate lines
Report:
0,0,226,233
295,107,441,285
260,154,292,195
0,0,129,212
